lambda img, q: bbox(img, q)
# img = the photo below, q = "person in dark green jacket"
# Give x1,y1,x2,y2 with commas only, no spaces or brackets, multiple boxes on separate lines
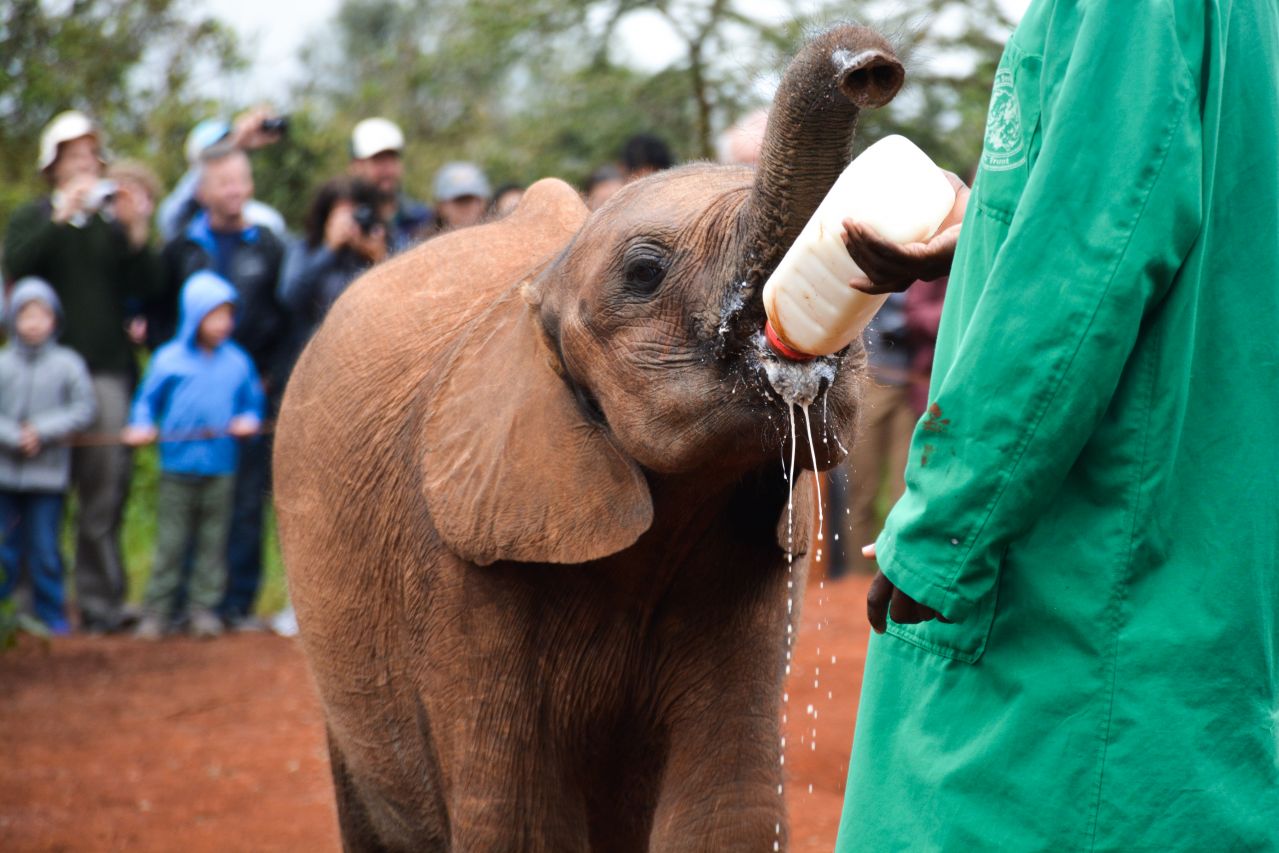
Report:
2,111,161,633
836,1,1279,849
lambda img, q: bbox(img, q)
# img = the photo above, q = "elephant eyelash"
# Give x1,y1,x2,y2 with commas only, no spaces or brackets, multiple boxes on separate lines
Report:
620,245,672,296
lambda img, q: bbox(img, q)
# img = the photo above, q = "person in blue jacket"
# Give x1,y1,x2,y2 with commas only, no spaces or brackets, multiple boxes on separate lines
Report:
123,271,264,640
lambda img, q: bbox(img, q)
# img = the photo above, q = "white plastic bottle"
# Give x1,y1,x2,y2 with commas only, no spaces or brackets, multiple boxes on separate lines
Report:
762,135,956,359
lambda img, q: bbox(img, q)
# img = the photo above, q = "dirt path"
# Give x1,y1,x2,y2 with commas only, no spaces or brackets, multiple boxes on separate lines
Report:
0,573,871,852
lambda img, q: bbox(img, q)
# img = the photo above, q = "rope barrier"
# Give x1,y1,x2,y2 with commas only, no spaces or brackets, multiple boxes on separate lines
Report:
52,421,277,449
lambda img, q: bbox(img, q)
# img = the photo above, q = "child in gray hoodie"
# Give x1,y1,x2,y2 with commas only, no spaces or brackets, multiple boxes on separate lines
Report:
0,278,96,634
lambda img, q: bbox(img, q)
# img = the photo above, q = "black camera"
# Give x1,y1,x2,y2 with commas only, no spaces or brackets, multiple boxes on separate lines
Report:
351,204,380,236
260,115,290,135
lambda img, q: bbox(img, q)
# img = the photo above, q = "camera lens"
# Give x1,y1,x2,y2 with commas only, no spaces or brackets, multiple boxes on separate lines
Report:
260,116,290,135
352,205,378,235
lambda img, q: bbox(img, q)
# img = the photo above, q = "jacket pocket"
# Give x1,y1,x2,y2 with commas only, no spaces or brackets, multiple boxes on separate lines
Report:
884,550,1006,664
974,38,1043,222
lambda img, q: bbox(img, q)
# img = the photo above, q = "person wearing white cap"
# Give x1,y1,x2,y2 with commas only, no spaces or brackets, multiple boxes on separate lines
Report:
428,161,492,236
2,110,163,633
156,107,288,243
348,117,431,252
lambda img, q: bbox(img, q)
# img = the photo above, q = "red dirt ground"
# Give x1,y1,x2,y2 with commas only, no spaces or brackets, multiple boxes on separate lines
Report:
0,572,871,852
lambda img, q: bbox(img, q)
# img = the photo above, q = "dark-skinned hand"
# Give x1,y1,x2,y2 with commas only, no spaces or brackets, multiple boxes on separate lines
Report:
863,543,952,634
842,171,971,295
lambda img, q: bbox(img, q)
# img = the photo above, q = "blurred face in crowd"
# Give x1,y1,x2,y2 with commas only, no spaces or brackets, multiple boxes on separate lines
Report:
198,150,254,228
352,150,403,197
50,136,102,188
438,195,486,230
15,300,57,348
197,303,235,351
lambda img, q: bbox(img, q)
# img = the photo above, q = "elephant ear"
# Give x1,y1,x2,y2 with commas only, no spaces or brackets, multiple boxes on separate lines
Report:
420,183,654,567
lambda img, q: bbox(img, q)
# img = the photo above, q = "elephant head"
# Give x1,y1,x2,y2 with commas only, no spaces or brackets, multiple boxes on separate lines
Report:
405,24,905,567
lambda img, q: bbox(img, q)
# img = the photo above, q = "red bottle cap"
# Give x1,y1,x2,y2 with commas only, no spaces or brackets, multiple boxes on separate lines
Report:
764,320,815,362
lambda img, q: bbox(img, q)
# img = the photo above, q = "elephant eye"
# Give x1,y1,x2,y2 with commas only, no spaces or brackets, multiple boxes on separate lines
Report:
623,254,668,295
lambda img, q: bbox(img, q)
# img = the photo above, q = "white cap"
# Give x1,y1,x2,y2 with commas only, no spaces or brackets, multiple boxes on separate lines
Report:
433,161,491,202
185,118,232,165
351,118,405,160
38,111,101,173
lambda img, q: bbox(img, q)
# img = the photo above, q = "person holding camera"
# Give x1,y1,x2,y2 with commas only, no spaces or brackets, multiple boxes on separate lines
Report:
156,107,289,244
2,110,162,633
279,177,387,339
348,118,431,253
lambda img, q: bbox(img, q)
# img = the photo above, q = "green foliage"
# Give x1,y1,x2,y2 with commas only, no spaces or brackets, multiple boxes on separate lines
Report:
294,0,1015,202
1,0,1015,240
849,0,1017,177
247,112,349,233
0,0,242,231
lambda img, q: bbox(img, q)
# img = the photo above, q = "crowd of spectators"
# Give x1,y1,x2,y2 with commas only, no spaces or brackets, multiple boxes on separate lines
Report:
0,108,686,639
0,105,932,638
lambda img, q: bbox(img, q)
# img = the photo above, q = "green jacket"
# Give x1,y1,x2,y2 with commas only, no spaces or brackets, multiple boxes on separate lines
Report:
838,1,1279,849
3,199,160,376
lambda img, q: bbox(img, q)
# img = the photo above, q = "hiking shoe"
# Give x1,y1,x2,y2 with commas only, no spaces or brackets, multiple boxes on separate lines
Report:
269,605,299,638
189,609,224,640
225,614,269,633
133,613,165,641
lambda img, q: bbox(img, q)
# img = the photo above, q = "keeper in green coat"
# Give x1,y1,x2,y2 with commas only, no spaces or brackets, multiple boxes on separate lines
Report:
836,0,1279,849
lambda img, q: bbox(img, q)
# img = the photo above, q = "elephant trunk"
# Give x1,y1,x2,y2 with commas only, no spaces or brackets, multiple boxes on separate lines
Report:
727,26,903,342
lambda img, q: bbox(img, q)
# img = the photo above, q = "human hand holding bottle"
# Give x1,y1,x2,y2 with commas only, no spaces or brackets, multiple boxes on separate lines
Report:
843,171,970,294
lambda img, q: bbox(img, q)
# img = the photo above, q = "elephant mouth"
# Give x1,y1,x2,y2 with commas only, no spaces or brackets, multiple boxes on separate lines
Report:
555,339,608,427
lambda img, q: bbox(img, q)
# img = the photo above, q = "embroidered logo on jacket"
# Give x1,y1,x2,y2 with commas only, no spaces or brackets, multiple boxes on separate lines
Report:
981,67,1026,172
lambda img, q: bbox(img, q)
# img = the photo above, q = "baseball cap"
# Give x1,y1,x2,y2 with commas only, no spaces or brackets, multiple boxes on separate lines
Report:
433,161,491,202
37,111,102,173
351,118,405,160
185,118,232,166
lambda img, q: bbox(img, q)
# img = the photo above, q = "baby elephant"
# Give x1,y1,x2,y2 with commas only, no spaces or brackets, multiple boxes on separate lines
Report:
275,24,902,852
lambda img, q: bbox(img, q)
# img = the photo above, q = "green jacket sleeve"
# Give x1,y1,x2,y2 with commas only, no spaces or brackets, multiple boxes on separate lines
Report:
876,2,1205,622
3,201,57,281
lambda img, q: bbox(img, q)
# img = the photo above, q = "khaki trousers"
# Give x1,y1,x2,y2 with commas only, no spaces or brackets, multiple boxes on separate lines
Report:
71,373,132,627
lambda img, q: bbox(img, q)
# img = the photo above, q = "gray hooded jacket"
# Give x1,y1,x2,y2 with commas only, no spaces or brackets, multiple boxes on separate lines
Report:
0,278,96,492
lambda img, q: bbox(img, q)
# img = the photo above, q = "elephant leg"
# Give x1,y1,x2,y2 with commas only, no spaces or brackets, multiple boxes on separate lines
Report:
448,769,592,851
647,724,786,852
645,643,788,853
446,716,592,852
327,731,407,853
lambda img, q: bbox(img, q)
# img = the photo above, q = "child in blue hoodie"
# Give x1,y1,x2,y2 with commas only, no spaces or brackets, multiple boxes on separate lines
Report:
123,271,264,640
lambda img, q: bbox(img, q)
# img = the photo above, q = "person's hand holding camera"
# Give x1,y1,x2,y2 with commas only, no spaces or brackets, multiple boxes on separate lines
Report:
324,205,359,253
51,174,99,224
350,221,387,264
325,203,387,264
230,105,287,151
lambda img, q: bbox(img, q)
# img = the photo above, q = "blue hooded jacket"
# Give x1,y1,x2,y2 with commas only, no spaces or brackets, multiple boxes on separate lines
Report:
129,271,264,476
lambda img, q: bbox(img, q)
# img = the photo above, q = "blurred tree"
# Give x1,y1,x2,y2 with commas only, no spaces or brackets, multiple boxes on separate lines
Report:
0,0,243,233
297,0,1014,196
845,0,1017,178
